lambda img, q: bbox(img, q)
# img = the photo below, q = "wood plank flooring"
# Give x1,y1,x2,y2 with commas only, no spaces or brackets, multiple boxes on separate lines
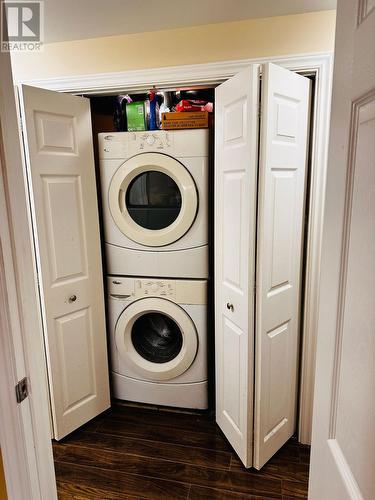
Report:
53,404,310,499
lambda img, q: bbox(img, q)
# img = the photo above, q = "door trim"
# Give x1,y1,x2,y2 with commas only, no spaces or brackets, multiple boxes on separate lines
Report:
0,43,57,499
14,51,333,443
14,52,332,96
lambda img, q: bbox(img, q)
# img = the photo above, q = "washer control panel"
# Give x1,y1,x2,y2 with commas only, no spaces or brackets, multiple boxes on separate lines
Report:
108,276,206,305
134,279,175,298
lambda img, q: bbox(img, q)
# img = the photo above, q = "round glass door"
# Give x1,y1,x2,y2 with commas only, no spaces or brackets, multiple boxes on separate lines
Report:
109,153,198,247
126,171,182,230
131,312,183,363
115,297,198,381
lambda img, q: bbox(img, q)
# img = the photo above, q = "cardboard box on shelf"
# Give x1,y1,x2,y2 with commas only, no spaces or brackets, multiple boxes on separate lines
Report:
161,111,209,130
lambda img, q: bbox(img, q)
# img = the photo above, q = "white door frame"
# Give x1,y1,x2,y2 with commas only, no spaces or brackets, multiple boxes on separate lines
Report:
0,44,57,500
310,0,375,496
1,51,332,498
15,51,332,444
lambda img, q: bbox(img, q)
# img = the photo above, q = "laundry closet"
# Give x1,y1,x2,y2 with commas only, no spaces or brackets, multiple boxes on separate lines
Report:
19,62,312,470
93,89,214,411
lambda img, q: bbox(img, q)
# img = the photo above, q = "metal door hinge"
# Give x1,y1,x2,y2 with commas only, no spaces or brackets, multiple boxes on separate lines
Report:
15,377,29,403
258,102,262,118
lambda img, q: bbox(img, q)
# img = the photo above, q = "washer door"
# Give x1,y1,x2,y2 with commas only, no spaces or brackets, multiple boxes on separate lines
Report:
109,153,198,247
115,298,198,381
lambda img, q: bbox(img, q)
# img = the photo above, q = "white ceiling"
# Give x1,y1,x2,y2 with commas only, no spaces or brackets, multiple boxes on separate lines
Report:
44,0,336,43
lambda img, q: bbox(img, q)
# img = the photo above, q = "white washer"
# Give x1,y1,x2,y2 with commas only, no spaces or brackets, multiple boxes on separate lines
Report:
107,276,208,409
99,129,209,278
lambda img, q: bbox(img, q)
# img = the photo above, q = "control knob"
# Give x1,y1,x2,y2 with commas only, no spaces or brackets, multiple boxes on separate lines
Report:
146,135,156,145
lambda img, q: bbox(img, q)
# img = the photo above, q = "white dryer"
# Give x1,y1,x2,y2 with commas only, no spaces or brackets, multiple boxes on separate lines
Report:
99,129,209,278
107,276,208,409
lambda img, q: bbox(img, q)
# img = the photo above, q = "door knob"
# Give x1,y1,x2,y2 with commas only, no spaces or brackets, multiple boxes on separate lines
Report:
68,294,77,303
226,302,234,312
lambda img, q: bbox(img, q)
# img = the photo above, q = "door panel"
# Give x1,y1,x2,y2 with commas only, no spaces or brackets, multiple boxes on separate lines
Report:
42,175,87,281
55,307,96,412
310,1,375,497
20,85,110,440
223,172,243,287
215,66,259,467
34,111,77,153
254,63,310,469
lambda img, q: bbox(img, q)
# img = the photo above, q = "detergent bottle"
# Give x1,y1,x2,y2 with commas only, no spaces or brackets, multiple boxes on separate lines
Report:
148,89,160,130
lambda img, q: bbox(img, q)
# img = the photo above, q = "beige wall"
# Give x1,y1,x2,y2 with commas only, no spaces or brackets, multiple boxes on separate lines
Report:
11,10,336,82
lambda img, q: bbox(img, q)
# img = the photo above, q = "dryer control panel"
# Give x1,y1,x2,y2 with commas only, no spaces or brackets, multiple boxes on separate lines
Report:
98,129,208,159
128,131,173,155
98,130,174,159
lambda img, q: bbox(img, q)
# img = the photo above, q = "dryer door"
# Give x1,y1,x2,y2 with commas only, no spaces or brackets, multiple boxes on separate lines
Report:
115,297,198,381
109,153,198,246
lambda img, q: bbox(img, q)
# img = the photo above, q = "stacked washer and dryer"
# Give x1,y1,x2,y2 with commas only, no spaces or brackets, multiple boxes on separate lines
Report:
99,129,209,409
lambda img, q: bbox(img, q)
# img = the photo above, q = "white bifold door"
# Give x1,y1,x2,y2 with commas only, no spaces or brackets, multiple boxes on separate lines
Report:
215,63,310,468
19,86,110,440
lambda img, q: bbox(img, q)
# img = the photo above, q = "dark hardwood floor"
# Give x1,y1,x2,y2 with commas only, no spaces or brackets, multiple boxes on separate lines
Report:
53,403,310,499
